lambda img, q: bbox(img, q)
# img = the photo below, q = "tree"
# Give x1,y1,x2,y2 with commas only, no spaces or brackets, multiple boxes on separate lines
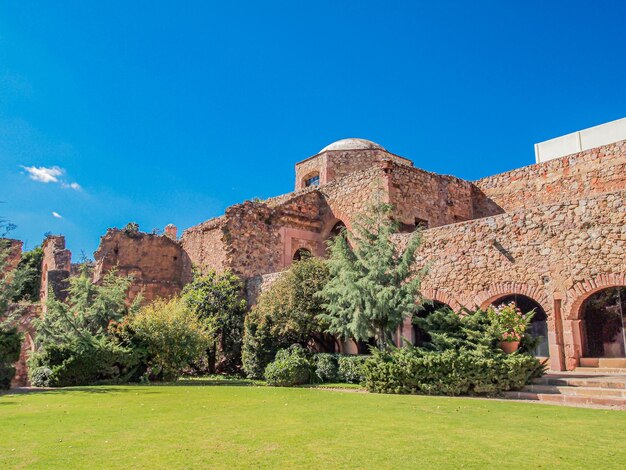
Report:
123,297,210,381
28,266,141,386
12,245,44,302
241,257,332,378
318,203,425,350
182,270,247,373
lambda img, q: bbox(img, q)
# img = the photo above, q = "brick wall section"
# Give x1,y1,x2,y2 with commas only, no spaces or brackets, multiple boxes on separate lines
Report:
1,238,23,274
392,189,626,370
475,139,626,212
93,229,188,304
10,304,40,387
40,236,71,305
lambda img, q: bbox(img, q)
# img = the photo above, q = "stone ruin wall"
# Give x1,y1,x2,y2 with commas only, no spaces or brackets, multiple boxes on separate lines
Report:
475,139,626,212
393,188,626,371
93,229,188,304
180,217,229,274
40,236,72,305
389,164,484,228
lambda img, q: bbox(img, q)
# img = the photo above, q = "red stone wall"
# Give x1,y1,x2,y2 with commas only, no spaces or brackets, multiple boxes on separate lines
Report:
180,217,229,274
10,304,40,387
93,229,188,304
40,236,71,305
475,139,626,212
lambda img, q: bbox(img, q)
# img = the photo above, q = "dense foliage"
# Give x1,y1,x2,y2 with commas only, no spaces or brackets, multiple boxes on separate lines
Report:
363,307,545,395
12,246,44,302
28,266,141,386
319,203,424,349
312,353,367,384
264,345,313,386
182,270,247,373
118,297,210,381
0,326,21,389
242,258,332,378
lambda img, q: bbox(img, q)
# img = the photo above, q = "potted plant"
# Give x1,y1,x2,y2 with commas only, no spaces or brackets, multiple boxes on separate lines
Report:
487,302,534,354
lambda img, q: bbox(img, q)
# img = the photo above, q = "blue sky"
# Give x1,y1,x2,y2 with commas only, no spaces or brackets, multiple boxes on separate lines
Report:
1,1,625,256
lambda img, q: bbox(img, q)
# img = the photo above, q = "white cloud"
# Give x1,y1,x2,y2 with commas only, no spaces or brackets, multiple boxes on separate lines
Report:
52,211,63,219
62,181,82,191
21,165,83,191
21,165,63,183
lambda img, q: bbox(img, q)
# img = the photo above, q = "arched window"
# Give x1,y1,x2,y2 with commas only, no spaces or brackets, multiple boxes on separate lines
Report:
581,287,626,358
293,248,312,261
304,173,320,187
492,294,549,357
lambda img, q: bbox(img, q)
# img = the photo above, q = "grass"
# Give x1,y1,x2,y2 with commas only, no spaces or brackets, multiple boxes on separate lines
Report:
1,382,625,469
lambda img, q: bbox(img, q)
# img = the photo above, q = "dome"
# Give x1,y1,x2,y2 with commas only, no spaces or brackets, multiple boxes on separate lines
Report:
319,138,386,153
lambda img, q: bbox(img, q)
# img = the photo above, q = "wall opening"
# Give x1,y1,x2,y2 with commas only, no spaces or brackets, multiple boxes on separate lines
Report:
491,294,550,357
412,300,452,347
292,248,312,262
581,287,626,358
304,173,320,187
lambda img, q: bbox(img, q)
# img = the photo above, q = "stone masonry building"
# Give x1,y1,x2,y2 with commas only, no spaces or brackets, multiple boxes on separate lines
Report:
15,120,626,382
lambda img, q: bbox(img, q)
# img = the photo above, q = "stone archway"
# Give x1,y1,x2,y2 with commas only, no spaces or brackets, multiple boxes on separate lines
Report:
488,294,550,358
579,287,626,359
566,274,626,368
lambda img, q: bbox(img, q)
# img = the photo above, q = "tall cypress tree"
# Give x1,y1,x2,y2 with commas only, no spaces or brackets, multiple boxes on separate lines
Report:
319,203,425,350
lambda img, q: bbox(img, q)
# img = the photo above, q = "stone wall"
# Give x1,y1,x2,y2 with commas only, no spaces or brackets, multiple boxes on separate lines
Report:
10,304,40,387
40,236,71,305
393,189,626,370
181,217,229,274
93,229,188,304
475,139,626,212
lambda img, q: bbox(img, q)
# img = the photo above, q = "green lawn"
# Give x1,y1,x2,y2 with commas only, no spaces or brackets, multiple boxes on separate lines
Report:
1,383,625,469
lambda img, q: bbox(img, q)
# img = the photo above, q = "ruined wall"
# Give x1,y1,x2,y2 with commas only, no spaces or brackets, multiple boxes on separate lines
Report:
389,164,494,228
10,304,40,387
181,217,229,274
1,238,23,274
93,229,188,304
40,236,71,305
475,139,626,212
393,189,626,370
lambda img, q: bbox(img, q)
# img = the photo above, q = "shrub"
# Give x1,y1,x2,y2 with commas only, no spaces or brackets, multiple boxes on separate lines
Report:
122,297,210,381
264,345,313,387
337,355,368,383
362,346,544,396
312,353,339,382
29,366,52,387
28,339,139,387
242,258,333,379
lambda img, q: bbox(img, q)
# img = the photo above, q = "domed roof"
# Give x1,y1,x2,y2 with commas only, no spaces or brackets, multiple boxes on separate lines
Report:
320,138,386,153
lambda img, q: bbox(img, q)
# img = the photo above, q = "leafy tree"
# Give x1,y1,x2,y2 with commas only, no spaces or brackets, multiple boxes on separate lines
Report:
28,266,140,386
242,257,332,378
319,203,425,350
12,245,44,302
122,297,210,381
182,270,247,373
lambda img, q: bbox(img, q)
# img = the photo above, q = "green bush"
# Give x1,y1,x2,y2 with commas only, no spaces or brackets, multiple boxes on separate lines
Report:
29,366,52,387
28,339,139,387
313,353,339,382
120,297,210,381
362,347,544,396
338,355,368,383
264,345,313,387
0,326,22,389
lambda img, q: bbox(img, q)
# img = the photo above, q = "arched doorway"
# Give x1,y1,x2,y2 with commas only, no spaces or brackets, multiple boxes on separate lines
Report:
329,221,346,239
581,287,626,358
491,294,549,357
292,248,312,262
412,300,452,347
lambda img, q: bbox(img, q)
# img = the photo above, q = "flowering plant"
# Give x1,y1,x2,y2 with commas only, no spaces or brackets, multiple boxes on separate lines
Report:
487,302,534,342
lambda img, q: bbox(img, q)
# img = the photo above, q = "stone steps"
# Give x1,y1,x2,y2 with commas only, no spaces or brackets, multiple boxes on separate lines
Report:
504,370,626,409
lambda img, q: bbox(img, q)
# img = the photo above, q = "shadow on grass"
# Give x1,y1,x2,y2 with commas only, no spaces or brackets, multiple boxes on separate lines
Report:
1,377,262,398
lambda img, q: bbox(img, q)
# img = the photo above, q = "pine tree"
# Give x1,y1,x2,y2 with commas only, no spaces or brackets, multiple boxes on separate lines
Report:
319,203,425,350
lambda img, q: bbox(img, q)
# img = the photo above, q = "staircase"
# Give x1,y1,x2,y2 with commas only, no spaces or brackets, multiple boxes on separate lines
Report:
504,369,626,410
